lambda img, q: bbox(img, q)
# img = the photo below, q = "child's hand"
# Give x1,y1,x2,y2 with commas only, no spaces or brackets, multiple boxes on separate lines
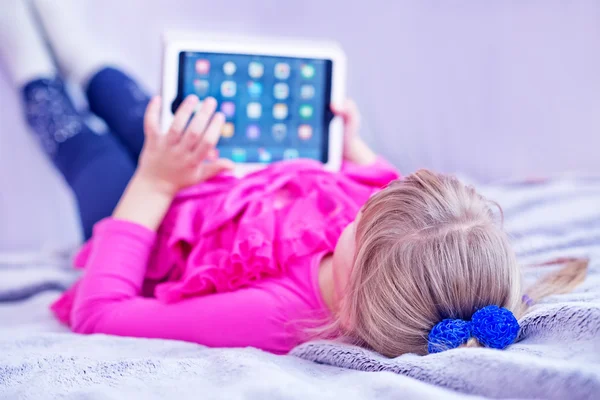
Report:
137,95,234,196
331,99,377,165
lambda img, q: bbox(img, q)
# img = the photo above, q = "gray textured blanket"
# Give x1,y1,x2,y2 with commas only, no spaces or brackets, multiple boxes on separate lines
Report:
1,178,599,399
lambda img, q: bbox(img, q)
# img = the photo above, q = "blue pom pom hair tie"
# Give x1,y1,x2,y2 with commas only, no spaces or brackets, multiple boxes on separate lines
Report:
427,305,520,354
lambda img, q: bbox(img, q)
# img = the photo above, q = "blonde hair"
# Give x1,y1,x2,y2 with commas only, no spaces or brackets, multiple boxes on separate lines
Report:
334,169,587,357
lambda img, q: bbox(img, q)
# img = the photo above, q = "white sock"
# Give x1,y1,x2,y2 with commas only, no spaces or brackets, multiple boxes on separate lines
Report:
32,0,121,87
0,0,56,86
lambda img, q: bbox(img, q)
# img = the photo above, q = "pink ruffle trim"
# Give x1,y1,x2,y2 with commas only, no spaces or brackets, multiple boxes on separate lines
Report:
52,159,400,320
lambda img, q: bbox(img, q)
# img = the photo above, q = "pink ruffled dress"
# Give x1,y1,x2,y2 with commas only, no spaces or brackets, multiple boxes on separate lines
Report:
51,158,399,353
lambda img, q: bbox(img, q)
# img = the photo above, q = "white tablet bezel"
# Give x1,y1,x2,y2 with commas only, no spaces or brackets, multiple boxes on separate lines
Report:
161,32,346,175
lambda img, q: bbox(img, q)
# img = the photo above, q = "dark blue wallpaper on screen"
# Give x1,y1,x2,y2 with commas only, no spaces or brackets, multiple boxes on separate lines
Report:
177,51,333,163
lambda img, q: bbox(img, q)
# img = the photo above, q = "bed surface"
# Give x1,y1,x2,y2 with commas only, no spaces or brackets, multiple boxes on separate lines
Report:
1,178,599,399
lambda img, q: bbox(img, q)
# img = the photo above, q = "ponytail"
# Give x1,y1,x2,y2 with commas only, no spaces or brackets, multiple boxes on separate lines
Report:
516,258,588,317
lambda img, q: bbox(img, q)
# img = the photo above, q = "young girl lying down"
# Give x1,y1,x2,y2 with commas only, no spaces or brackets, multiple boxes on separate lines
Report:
2,0,587,357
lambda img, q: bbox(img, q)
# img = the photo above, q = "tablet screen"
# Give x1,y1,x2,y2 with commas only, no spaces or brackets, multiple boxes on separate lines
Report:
176,51,333,163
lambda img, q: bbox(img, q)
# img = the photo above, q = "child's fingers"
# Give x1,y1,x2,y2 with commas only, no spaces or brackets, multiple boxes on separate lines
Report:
143,96,162,141
206,148,219,161
344,98,361,134
200,158,235,181
167,95,199,144
331,98,360,139
181,97,218,150
192,112,225,161
330,102,348,117
344,99,359,118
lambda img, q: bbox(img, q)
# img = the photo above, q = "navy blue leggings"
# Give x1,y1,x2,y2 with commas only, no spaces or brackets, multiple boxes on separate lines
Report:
22,68,150,239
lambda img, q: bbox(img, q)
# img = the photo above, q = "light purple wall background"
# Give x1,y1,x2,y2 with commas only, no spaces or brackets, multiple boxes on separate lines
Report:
1,0,599,251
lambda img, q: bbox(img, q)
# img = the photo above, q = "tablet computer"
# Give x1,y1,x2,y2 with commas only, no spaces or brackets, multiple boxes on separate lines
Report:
161,32,346,174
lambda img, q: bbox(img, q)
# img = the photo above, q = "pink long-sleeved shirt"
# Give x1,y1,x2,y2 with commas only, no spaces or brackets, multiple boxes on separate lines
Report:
52,159,399,354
